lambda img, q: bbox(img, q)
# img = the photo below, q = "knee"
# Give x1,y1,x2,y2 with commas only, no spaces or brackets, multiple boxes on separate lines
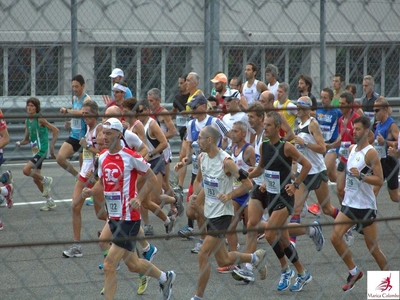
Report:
330,231,341,246
103,259,118,275
22,167,31,177
264,231,276,245
321,205,332,216
246,218,258,229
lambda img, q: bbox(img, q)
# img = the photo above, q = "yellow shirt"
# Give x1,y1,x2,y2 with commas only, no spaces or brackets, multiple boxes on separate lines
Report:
186,89,202,111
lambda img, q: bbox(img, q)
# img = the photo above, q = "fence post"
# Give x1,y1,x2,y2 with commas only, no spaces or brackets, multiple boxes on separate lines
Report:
320,0,326,92
71,0,78,85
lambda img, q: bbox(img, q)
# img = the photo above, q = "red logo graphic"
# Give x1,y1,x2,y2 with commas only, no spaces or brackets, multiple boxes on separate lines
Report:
376,273,393,292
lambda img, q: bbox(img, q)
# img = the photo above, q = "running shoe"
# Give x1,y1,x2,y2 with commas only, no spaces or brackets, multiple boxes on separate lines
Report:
277,267,295,291
174,191,184,217
343,227,354,247
289,270,312,292
4,183,13,209
42,177,53,197
232,267,255,282
191,240,203,254
254,249,267,280
342,271,363,291
178,225,194,240
63,244,83,258
143,244,158,261
40,200,56,211
0,220,3,231
257,233,265,241
143,224,154,236
300,201,308,218
217,265,237,274
137,275,148,295
1,170,13,184
165,216,176,237
310,220,325,251
85,196,94,206
159,270,176,300
308,203,321,216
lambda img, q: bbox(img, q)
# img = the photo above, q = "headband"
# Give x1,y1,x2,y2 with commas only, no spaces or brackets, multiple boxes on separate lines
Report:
113,83,127,93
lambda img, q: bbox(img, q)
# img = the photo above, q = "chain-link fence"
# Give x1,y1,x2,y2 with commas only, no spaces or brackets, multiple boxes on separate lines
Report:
1,1,400,299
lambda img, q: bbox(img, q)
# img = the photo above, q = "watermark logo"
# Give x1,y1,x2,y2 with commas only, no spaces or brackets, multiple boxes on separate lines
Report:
367,271,399,299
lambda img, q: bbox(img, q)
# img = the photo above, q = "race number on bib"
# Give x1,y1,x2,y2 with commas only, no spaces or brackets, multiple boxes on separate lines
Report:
203,176,219,201
364,111,375,124
320,125,331,142
82,148,93,161
104,191,122,218
339,142,351,158
374,140,387,158
265,170,280,194
176,114,190,127
71,118,81,130
345,171,359,191
30,141,39,155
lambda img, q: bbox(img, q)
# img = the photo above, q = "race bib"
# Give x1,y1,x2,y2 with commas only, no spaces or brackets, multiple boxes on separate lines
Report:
176,114,190,127
345,171,359,191
253,155,264,185
296,143,306,155
104,191,122,218
192,142,201,173
374,140,387,158
71,118,81,130
265,170,280,194
83,148,92,161
320,125,331,142
364,111,375,124
203,176,219,201
339,142,351,158
31,141,39,155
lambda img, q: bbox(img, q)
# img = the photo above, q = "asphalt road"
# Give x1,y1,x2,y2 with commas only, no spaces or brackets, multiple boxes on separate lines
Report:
0,158,399,300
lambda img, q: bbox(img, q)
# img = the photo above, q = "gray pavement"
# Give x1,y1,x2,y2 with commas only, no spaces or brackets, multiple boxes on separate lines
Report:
0,158,399,300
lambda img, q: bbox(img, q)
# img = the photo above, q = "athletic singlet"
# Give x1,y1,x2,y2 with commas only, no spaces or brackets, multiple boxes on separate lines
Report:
186,89,202,111
338,111,359,163
261,138,292,194
243,80,259,105
200,149,234,218
253,130,265,185
296,118,326,174
130,119,141,131
231,143,251,202
316,107,341,143
26,113,49,157
190,116,213,175
80,123,101,178
343,145,376,210
144,118,161,161
273,99,296,139
374,116,396,159
70,94,88,140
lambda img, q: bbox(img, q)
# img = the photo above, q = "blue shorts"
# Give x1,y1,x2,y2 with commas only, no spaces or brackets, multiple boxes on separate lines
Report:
233,193,249,207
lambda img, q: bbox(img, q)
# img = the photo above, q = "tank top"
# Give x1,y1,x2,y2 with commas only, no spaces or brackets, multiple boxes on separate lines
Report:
261,139,292,194
374,116,396,159
70,94,88,140
243,80,259,105
296,118,326,174
253,130,265,185
274,99,296,136
231,143,251,202
190,116,213,175
144,118,161,161
80,123,101,178
26,114,49,157
343,145,376,210
338,111,359,163
186,89,202,111
200,149,234,218
316,107,341,143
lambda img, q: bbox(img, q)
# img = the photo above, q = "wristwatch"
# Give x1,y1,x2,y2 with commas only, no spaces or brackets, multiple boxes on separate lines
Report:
293,182,300,189
359,173,366,181
85,144,90,150
304,142,309,148
148,151,153,158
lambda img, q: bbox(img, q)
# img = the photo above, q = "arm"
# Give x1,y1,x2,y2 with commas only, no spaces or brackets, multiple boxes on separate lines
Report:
284,142,311,195
243,145,256,167
257,81,268,94
349,149,383,187
132,168,159,208
0,128,10,150
192,156,203,194
294,120,326,154
60,95,92,116
39,117,59,158
280,115,295,141
148,121,168,156
132,122,147,145
240,95,248,110
161,109,177,139
18,123,31,146
220,158,253,202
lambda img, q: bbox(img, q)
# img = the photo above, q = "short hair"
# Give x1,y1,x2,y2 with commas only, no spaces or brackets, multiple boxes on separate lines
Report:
104,106,122,118
179,74,188,81
233,120,248,132
187,72,199,84
334,74,345,82
82,100,99,114
363,75,374,85
246,62,258,74
265,64,278,77
322,87,334,100
353,116,371,130
263,91,275,102
248,102,265,118
345,84,357,95
340,92,354,104
72,74,85,86
117,81,128,87
298,74,313,92
278,82,289,93
147,88,161,99
140,98,151,109
121,97,139,111
207,96,218,104
26,97,41,113
266,111,282,127
231,77,242,86
374,96,389,110
203,125,220,144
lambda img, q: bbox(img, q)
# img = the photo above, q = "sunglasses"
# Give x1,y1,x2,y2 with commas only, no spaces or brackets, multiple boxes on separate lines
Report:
373,109,380,113
137,109,144,113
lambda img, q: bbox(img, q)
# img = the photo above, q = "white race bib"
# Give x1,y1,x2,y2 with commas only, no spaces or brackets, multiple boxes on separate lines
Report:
82,148,93,161
104,191,122,218
364,111,375,124
265,170,280,194
253,154,264,185
374,140,387,158
320,125,331,142
31,141,39,155
203,176,219,201
339,142,351,158
345,171,359,191
176,114,190,127
71,118,81,130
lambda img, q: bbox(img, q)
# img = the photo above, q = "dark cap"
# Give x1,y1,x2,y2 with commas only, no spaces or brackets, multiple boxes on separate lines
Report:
186,94,207,109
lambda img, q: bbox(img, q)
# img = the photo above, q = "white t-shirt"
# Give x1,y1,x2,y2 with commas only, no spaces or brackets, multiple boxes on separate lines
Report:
276,100,297,116
268,81,279,100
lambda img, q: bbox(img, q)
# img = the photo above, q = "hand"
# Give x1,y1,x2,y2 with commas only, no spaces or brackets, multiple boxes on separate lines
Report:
50,148,56,159
85,170,94,179
64,121,71,130
60,107,67,115
259,183,266,192
15,141,21,147
285,183,296,196
293,136,305,146
217,193,231,203
174,161,185,171
102,95,111,104
189,194,198,206
376,133,384,145
82,187,92,198
388,146,398,158
349,167,360,178
129,197,141,209
79,138,87,148
122,121,130,129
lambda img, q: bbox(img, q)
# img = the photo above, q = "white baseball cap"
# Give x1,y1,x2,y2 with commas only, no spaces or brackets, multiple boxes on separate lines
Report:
103,118,123,132
109,68,124,78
